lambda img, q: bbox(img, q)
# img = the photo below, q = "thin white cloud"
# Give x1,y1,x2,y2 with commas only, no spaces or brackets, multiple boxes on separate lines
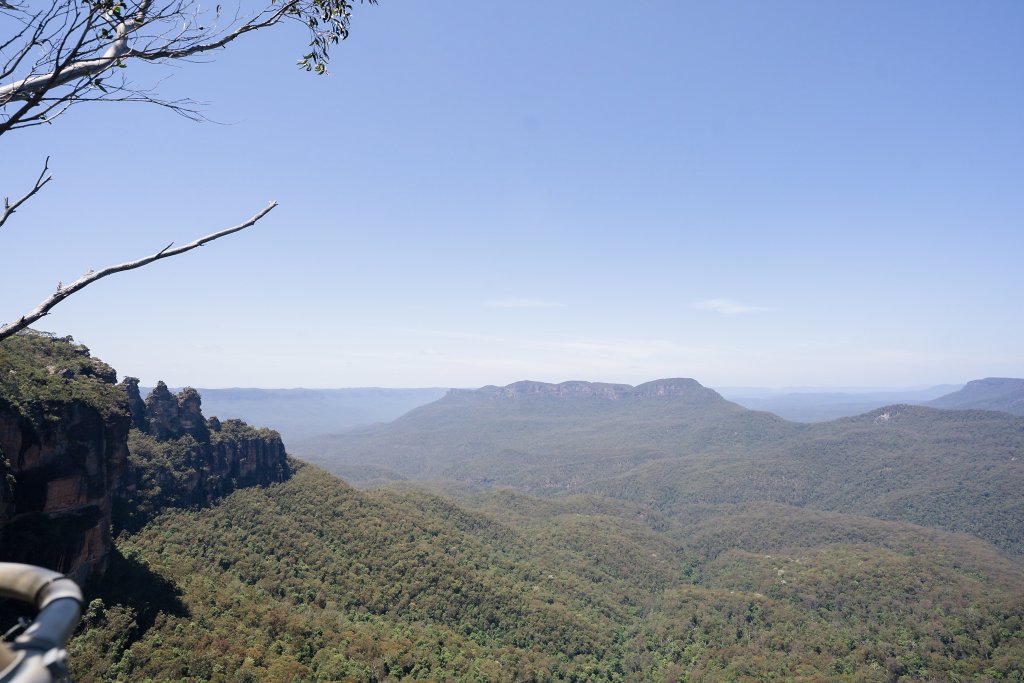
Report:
692,298,776,315
484,297,564,309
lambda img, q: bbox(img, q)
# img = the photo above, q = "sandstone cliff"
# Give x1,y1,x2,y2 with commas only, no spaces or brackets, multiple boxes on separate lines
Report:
0,332,290,584
0,332,129,584
115,380,289,532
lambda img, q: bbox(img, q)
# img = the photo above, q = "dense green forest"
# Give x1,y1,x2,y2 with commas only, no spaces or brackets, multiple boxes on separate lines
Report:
69,462,1023,681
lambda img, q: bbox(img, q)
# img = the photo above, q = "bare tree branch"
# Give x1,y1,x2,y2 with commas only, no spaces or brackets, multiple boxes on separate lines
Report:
0,156,51,231
0,0,375,131
134,4,289,61
0,2,373,343
0,201,277,342
0,0,146,105
0,10,43,79
0,4,97,134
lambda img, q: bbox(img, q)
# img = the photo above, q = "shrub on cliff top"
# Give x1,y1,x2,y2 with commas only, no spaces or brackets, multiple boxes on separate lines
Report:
0,330,127,422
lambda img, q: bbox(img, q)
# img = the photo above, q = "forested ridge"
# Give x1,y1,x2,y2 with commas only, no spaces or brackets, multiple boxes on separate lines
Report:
926,378,1024,416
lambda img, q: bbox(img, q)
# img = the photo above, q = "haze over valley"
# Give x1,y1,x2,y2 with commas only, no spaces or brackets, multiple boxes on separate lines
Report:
166,379,984,443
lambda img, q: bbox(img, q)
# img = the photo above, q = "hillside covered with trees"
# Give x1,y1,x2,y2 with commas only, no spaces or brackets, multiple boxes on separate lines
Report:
69,463,1024,681
926,378,1024,416
296,380,1024,557
3,338,1023,681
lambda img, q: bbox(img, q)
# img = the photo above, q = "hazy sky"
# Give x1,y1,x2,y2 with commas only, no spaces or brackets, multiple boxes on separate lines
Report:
2,1,1021,389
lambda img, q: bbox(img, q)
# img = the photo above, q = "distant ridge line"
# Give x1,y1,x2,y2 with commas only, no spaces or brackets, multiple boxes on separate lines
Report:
926,377,1024,416
447,378,717,401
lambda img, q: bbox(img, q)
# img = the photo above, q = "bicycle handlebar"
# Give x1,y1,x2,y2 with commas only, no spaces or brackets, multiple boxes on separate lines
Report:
0,563,83,683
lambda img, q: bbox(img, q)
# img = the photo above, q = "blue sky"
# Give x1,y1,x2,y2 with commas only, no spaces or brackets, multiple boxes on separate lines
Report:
2,1,1022,389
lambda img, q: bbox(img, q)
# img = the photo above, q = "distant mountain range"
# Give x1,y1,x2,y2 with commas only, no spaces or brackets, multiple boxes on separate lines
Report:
157,379,1023,443
925,377,1024,415
295,378,1024,556
151,387,448,442
719,384,961,421
294,377,799,483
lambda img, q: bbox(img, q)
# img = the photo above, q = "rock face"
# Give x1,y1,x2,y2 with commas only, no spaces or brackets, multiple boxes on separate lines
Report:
0,333,130,584
114,384,289,532
0,332,291,584
122,377,148,431
140,381,210,442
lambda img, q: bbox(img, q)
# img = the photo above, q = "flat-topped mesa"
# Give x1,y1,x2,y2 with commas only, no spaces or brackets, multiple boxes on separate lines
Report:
450,378,719,401
632,378,713,398
484,380,633,400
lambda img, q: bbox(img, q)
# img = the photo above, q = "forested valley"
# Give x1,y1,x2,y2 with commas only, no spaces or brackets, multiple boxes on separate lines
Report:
2,336,1022,682
70,463,1024,681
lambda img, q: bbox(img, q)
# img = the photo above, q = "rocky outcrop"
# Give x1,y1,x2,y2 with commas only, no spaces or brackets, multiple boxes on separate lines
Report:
123,377,148,431
0,332,291,583
0,333,130,584
114,385,289,532
142,381,210,442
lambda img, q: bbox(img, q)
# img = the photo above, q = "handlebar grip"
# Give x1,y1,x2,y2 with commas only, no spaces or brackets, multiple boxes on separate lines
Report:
0,563,82,610
0,563,84,683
